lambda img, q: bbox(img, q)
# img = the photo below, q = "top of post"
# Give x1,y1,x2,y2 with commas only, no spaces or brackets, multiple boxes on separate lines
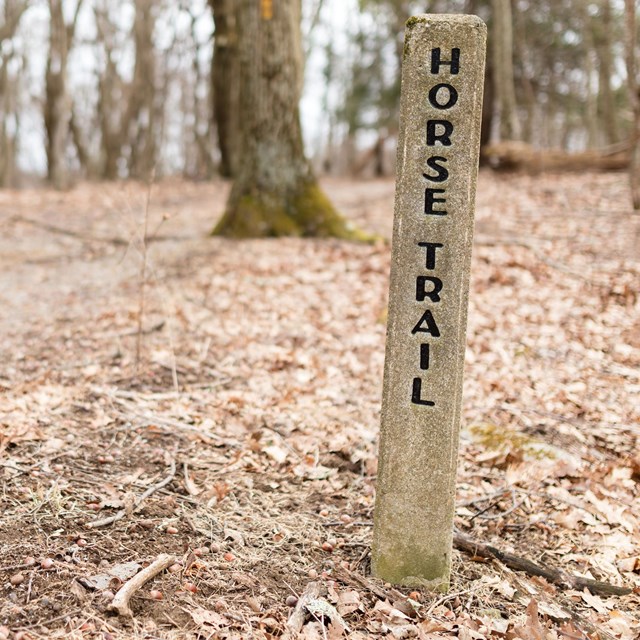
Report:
402,14,486,62
405,14,486,31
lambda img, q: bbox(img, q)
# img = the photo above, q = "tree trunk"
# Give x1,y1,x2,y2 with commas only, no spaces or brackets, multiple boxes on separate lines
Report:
625,0,640,210
594,0,619,144
490,0,520,141
0,59,18,187
479,61,494,162
512,1,535,144
45,0,70,189
0,0,29,188
209,0,241,178
127,0,157,180
213,0,366,239
94,5,124,180
584,37,599,148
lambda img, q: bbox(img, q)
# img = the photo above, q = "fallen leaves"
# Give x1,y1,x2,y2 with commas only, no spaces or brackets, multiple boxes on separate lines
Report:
0,174,638,638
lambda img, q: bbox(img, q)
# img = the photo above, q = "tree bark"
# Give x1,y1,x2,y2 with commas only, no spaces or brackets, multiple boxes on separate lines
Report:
512,1,535,144
213,0,367,239
127,0,157,180
93,0,157,180
45,0,70,189
490,0,521,141
44,0,84,189
0,0,29,187
594,0,619,144
625,0,640,210
209,0,240,178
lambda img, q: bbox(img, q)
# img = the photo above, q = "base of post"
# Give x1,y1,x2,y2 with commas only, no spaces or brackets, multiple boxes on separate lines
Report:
371,546,451,592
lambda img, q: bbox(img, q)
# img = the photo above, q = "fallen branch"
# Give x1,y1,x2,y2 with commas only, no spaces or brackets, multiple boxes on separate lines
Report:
283,581,350,638
509,574,619,640
331,565,390,602
101,392,224,443
86,460,177,528
453,530,632,596
108,553,175,617
8,214,193,246
8,214,128,245
284,582,322,636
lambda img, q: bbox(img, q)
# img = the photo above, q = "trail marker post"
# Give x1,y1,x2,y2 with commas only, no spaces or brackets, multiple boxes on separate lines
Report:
372,14,486,590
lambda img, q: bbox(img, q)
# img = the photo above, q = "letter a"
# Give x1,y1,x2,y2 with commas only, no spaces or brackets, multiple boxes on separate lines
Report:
411,309,441,337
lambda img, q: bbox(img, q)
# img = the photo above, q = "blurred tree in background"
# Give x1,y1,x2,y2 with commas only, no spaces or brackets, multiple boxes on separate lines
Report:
210,0,364,238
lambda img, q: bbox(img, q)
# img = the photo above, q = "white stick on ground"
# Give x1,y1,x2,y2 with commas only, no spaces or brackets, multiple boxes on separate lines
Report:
108,553,176,617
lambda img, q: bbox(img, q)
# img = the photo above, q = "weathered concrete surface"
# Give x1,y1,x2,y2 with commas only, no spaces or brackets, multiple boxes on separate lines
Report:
372,14,486,590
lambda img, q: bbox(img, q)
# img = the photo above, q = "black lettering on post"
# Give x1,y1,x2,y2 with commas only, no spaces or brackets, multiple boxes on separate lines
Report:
411,309,441,337
425,188,447,215
418,241,444,269
416,276,443,303
423,156,449,182
420,343,430,370
428,83,458,110
411,377,435,406
426,120,453,146
431,47,460,74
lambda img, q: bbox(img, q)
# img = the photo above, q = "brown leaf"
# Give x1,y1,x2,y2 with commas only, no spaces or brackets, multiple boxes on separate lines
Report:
512,599,547,640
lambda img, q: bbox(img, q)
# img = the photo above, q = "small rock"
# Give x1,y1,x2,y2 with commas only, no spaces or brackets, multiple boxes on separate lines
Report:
10,573,25,586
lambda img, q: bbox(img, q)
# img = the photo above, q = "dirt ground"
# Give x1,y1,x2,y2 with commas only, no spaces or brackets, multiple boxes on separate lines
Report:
0,171,639,639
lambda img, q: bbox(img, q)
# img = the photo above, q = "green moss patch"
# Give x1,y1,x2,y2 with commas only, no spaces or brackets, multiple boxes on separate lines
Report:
212,181,376,242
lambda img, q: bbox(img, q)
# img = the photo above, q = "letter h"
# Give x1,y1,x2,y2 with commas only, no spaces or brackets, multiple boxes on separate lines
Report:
431,48,460,74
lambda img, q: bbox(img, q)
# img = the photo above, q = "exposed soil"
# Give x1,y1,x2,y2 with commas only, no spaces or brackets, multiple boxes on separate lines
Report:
0,172,638,639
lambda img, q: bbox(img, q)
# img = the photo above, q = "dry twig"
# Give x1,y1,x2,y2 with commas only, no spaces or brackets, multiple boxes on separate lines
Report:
108,553,175,617
86,459,177,528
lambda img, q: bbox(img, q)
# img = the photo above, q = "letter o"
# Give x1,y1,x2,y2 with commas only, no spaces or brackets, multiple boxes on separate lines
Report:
428,83,458,110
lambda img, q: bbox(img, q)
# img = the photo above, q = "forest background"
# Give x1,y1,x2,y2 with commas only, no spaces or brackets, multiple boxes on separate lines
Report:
0,0,639,194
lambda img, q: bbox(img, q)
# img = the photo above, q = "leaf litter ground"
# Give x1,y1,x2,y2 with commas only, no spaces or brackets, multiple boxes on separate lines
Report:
0,171,638,639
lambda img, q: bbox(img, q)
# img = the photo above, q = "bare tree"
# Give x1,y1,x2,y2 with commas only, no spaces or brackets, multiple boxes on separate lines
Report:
44,0,83,189
208,0,240,177
0,0,29,187
213,0,366,238
625,0,639,210
593,0,619,145
185,5,216,178
490,0,520,141
127,0,158,179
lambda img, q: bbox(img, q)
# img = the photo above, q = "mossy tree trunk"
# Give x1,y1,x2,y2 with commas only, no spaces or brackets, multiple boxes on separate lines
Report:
212,0,364,239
